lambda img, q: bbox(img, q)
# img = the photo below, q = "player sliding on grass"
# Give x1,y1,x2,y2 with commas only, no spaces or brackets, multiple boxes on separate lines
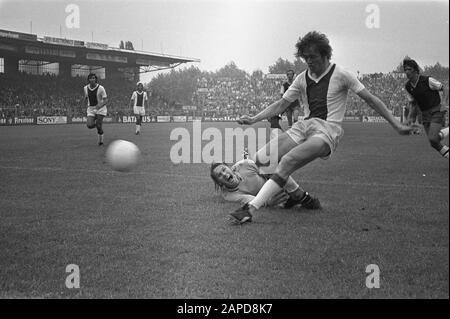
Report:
211,157,317,209
230,31,416,224
83,73,108,145
403,59,449,159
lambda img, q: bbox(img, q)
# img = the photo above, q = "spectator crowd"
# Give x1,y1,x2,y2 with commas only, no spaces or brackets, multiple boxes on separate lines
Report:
196,72,449,119
193,75,285,119
1,69,448,120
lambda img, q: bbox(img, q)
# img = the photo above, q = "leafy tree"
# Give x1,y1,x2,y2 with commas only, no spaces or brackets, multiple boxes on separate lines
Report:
251,69,264,80
215,61,247,79
394,56,449,81
149,66,203,106
423,62,449,80
268,57,307,75
268,58,294,74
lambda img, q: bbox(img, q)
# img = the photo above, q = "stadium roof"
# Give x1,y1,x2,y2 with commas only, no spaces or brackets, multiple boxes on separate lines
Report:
0,29,200,72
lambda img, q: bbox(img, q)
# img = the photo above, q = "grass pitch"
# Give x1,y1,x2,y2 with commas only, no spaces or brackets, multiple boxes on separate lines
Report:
0,122,448,298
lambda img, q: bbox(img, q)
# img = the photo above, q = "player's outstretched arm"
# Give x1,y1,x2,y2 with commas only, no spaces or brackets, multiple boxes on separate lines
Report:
357,89,415,135
237,98,291,125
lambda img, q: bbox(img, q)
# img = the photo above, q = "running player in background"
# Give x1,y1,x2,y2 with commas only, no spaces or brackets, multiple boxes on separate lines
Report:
130,81,148,135
83,73,108,145
403,59,449,159
281,70,301,128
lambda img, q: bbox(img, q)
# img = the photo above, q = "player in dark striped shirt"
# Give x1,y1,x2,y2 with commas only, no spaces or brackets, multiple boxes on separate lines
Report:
403,59,449,159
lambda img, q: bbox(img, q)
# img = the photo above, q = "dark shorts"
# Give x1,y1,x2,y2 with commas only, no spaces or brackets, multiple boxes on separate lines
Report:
422,105,446,129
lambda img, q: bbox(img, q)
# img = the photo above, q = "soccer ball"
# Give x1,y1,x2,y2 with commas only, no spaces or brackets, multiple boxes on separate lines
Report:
105,140,141,172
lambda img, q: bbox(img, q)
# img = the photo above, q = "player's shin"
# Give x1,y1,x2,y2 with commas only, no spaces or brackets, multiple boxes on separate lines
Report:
97,125,103,143
249,175,285,210
136,116,142,133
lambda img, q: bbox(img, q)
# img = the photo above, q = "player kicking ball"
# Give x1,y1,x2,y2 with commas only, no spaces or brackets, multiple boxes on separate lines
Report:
130,81,148,135
403,59,449,159
229,31,416,225
83,73,108,145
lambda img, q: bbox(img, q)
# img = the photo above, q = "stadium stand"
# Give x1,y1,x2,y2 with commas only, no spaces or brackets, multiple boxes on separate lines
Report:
1,70,448,121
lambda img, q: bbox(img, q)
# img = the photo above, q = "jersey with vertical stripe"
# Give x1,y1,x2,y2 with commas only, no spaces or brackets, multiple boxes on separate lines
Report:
131,91,148,107
282,64,365,123
84,84,107,107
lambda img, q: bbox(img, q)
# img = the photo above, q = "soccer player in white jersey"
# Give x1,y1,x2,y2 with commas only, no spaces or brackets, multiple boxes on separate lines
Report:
403,59,449,159
230,31,415,224
130,81,148,135
83,73,108,145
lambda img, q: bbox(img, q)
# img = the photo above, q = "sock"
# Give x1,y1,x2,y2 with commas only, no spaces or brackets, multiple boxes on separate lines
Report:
249,179,282,209
439,145,449,159
439,127,449,140
98,134,104,143
284,176,299,193
136,124,141,133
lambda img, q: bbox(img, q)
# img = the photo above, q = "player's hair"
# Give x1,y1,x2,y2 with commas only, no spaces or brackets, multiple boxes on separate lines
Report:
403,59,420,73
295,31,333,60
87,73,98,82
286,69,295,75
210,162,226,191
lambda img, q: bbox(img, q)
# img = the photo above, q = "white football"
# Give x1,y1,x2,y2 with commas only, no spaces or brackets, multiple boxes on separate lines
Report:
106,140,141,172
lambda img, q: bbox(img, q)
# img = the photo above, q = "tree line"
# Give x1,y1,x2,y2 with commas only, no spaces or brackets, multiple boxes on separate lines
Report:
147,57,448,108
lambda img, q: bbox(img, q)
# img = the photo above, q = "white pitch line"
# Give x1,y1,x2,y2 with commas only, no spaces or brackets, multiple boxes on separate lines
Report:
0,165,448,190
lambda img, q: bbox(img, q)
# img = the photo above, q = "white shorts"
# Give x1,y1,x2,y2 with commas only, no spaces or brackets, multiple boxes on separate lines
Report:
270,128,283,140
133,106,145,116
87,106,107,117
285,118,344,159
